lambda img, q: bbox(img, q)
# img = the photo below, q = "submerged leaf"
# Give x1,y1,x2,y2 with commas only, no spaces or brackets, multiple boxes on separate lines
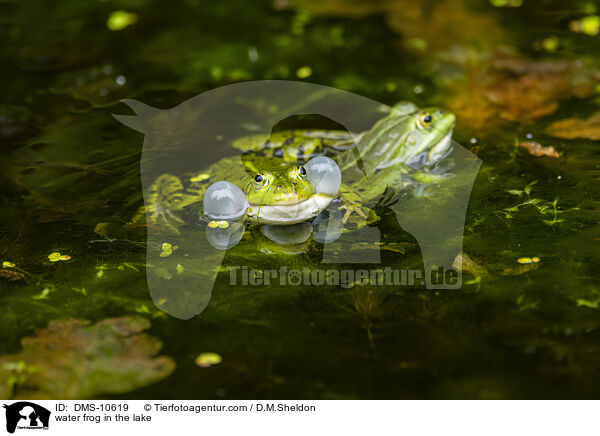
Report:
448,54,600,128
0,317,175,400
517,141,560,158
546,112,600,140
0,269,27,282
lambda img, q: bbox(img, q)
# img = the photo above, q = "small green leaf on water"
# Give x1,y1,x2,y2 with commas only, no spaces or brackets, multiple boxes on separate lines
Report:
542,36,559,52
296,66,313,79
569,15,600,35
2,261,15,268
107,10,138,31
48,252,71,262
195,352,222,367
160,243,173,257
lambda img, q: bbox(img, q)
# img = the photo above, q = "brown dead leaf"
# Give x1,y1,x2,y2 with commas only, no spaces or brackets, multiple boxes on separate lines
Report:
448,53,600,128
275,0,507,51
517,141,560,158
545,112,600,140
0,316,175,400
0,269,28,283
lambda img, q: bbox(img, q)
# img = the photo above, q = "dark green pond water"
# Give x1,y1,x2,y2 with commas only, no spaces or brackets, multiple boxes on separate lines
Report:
1,0,600,399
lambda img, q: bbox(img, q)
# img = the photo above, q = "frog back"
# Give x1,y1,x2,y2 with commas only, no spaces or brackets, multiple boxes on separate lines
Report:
232,129,354,163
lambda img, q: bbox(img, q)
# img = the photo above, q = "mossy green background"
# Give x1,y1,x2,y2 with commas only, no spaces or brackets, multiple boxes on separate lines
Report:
1,0,599,399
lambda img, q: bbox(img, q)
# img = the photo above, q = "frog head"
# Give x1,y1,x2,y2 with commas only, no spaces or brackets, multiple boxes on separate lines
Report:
245,163,314,206
243,159,340,225
361,103,456,172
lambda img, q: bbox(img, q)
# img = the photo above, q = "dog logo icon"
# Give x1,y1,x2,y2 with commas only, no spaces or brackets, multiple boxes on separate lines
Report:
3,402,51,433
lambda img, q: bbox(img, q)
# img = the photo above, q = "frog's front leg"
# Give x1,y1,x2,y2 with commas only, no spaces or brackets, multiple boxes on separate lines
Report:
135,174,202,233
338,183,374,225
408,171,455,197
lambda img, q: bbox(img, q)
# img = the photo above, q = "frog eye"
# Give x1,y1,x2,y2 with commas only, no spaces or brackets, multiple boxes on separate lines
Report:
419,113,433,128
253,173,268,188
296,165,307,177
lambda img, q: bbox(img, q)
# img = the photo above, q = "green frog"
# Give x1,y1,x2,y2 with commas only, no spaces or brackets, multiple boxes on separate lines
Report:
135,101,456,233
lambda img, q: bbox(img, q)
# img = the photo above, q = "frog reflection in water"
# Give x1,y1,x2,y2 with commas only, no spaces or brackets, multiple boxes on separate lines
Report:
135,102,456,237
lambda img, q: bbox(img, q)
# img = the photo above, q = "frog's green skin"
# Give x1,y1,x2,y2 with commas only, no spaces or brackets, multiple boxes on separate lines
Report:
138,154,333,232
338,102,456,214
138,102,455,232
232,130,354,163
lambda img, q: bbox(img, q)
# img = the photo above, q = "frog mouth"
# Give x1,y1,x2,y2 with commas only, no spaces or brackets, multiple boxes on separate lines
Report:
246,193,334,225
405,130,454,170
427,130,454,164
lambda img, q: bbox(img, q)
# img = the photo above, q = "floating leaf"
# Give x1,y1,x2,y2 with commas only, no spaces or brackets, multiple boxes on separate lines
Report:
207,220,229,229
195,352,222,368
296,66,313,79
107,11,138,31
569,15,600,36
517,141,560,158
159,242,173,257
2,262,15,268
0,317,175,399
47,252,70,262
517,257,540,264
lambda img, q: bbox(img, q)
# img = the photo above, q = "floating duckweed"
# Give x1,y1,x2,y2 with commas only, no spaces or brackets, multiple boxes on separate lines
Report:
195,352,222,367
159,243,173,258
48,252,71,262
517,257,540,264
176,263,184,274
569,15,600,35
107,10,138,31
207,220,230,229
542,36,559,52
490,0,522,6
296,66,313,79
2,261,15,268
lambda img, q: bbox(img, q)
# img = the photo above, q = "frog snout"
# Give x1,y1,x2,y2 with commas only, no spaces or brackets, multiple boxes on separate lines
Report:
275,184,296,194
